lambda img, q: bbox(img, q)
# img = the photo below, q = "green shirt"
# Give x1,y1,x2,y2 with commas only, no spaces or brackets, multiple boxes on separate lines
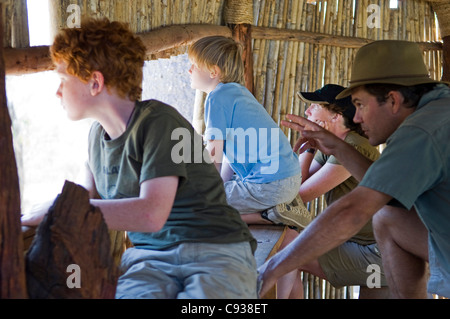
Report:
88,100,256,252
314,131,380,245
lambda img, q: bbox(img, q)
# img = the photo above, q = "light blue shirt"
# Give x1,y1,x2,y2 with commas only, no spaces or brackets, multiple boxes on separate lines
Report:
204,82,300,183
360,84,450,297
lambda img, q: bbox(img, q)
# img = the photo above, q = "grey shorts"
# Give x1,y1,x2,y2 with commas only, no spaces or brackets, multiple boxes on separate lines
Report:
318,241,387,288
116,241,258,299
224,173,302,215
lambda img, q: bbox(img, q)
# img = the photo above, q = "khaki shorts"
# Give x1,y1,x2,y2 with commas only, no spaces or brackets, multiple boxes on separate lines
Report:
318,241,387,288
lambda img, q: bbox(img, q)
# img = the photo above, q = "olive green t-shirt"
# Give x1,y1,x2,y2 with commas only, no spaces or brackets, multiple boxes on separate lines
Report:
88,99,256,252
314,131,380,245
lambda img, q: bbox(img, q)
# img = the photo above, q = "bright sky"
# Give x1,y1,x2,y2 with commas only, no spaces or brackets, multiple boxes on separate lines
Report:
27,0,51,46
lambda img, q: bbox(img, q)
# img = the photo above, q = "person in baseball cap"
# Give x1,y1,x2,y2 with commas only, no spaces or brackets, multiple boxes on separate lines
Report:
272,84,386,299
298,84,359,134
259,40,450,299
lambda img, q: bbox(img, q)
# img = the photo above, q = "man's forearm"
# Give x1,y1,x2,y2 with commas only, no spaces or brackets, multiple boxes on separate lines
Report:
264,191,367,279
259,186,390,296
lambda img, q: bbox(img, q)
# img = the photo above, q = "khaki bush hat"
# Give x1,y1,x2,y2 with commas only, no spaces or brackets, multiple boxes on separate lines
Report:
336,40,444,99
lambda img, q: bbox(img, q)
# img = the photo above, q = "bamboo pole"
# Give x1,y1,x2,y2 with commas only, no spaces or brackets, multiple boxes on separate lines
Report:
262,0,282,114
254,0,274,106
272,0,287,124
382,0,389,40
278,1,293,127
2,0,30,48
390,3,399,39
291,2,306,125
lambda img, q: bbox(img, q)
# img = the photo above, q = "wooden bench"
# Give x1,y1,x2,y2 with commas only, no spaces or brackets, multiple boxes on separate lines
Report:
249,224,287,299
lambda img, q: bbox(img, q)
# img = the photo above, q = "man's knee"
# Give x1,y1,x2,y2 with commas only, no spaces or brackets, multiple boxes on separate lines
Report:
373,205,399,236
373,205,428,261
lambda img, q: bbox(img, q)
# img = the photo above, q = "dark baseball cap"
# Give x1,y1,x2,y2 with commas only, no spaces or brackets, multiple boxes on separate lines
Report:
298,84,356,120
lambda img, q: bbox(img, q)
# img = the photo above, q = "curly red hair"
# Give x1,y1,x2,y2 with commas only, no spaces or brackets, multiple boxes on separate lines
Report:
50,18,146,101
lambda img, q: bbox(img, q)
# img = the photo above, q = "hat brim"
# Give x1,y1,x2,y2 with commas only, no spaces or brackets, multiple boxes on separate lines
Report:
336,77,446,99
297,91,329,104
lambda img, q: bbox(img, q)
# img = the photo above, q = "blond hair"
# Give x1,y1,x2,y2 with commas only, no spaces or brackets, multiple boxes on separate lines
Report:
50,18,146,101
188,36,245,85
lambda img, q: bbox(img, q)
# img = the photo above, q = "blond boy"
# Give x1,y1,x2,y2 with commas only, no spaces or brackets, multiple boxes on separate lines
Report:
188,36,311,229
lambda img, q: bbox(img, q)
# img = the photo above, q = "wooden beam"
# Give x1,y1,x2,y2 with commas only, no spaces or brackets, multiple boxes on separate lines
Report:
3,24,443,76
139,24,231,59
252,26,444,51
4,46,53,75
0,2,28,299
4,24,231,75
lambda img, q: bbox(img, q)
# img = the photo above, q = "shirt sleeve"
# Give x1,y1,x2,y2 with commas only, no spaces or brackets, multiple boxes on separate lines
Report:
138,112,189,185
314,151,330,166
360,125,444,209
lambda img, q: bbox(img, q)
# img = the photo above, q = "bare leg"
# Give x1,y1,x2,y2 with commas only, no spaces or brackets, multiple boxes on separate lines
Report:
276,228,327,299
275,229,299,299
288,271,304,299
240,213,272,225
373,206,429,298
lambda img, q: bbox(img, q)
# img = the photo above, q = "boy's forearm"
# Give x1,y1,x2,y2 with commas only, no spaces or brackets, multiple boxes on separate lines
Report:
298,152,314,182
91,197,168,233
90,176,177,233
21,199,55,226
332,140,373,181
282,115,373,181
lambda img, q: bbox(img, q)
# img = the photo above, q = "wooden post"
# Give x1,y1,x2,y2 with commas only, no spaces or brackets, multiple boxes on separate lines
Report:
0,2,28,299
231,24,255,95
224,0,255,95
429,0,450,81
443,36,450,82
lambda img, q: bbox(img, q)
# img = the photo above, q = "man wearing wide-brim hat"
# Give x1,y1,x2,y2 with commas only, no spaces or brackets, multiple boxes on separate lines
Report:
258,40,450,299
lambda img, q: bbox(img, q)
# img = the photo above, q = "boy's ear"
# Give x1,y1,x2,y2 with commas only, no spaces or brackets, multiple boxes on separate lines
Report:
330,113,340,122
89,71,105,96
210,66,221,79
